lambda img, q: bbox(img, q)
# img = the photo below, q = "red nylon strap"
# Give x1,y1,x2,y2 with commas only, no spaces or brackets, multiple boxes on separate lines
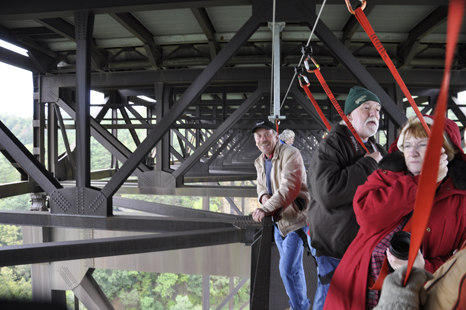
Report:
353,7,431,136
275,119,279,133
369,218,413,290
301,84,332,131
404,0,465,286
312,69,370,153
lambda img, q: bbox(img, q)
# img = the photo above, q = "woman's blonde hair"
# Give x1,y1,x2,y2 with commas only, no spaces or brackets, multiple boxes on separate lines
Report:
400,118,456,161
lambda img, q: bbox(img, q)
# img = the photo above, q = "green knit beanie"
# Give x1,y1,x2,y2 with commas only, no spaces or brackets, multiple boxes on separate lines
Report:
344,86,381,115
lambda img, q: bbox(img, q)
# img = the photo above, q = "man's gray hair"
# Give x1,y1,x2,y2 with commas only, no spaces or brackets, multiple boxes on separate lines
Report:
279,129,295,142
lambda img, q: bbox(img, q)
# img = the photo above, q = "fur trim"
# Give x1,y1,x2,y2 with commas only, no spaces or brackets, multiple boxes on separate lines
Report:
379,152,406,172
379,153,466,190
447,158,466,190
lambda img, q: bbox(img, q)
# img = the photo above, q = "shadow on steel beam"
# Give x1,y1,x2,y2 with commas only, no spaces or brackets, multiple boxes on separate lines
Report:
250,216,274,309
249,216,318,310
0,300,66,310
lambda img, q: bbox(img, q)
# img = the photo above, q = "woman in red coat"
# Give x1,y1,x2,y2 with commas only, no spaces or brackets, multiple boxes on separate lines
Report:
323,115,466,310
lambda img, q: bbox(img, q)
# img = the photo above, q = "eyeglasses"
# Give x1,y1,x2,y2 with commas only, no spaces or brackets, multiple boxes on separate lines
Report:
402,140,428,152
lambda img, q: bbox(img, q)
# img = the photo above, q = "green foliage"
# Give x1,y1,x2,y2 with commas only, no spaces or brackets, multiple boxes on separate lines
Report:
0,267,31,300
0,225,22,246
0,115,253,308
0,114,33,146
0,195,30,211
170,295,202,310
117,289,139,309
92,269,250,310
140,296,155,310
154,273,177,299
186,274,202,305
0,224,32,302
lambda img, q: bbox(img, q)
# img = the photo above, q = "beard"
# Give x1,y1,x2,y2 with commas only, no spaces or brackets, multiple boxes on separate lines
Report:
365,117,379,136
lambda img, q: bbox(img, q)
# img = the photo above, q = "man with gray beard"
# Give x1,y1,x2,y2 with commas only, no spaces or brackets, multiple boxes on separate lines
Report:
307,86,387,310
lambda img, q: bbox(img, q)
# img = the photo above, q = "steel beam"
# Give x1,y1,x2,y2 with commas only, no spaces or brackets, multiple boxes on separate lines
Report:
39,66,466,90
215,277,249,310
113,196,238,220
173,83,268,183
0,181,30,198
110,12,160,68
50,96,151,174
73,270,115,310
290,87,329,130
0,227,242,267
0,1,450,20
250,216,273,309
399,6,448,67
341,4,375,47
101,14,262,199
314,19,407,127
0,210,235,231
0,45,38,72
74,11,93,188
0,121,61,193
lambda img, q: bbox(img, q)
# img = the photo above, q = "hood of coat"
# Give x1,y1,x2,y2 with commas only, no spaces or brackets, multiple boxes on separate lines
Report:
388,115,466,162
379,151,466,190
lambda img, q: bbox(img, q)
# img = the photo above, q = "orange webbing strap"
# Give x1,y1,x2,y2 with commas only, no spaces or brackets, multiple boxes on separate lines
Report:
312,68,370,153
299,81,332,131
350,5,430,136
275,119,280,133
404,0,465,286
369,218,413,290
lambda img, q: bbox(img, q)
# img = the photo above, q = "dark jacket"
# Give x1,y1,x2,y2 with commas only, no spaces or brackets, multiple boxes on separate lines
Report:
308,123,387,258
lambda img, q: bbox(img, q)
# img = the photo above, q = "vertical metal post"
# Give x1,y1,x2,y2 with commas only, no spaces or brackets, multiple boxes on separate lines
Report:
229,277,234,310
74,10,94,188
47,103,58,176
33,74,45,165
202,275,210,310
250,216,273,309
268,22,285,121
111,107,119,170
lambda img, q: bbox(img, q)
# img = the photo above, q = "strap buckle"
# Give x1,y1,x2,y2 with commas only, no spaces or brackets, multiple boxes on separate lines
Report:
304,56,320,73
345,0,367,15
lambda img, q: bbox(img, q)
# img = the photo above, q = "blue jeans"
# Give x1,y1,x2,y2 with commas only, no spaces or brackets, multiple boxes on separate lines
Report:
274,225,311,310
310,249,341,310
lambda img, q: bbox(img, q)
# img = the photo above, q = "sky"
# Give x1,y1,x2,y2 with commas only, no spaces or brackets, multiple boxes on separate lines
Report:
0,39,465,118
0,45,33,117
0,39,104,118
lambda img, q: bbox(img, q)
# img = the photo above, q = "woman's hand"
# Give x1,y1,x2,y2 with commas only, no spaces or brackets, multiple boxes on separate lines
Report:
437,149,448,183
386,248,425,271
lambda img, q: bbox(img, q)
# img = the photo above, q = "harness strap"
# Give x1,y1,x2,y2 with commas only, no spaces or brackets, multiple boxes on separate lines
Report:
299,81,332,131
296,227,312,256
319,269,335,285
404,0,465,286
351,5,430,136
312,68,370,153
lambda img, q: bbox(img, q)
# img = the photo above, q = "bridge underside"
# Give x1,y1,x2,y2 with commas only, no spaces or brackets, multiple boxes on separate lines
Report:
0,0,464,308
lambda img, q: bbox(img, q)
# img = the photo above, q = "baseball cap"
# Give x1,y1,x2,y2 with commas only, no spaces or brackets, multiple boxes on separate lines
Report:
251,120,275,133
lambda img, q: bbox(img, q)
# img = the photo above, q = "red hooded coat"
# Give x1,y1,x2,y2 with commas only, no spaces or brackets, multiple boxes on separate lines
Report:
323,117,466,310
